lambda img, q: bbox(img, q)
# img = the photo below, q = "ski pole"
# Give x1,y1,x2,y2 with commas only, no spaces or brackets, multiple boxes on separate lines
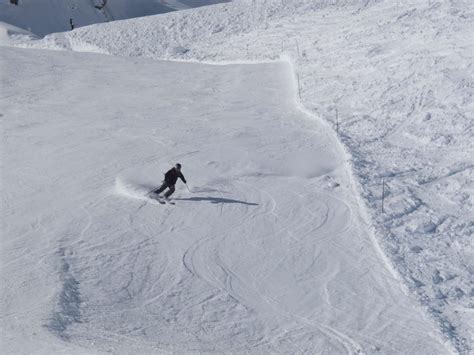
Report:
147,186,159,195
185,183,192,193
148,182,163,195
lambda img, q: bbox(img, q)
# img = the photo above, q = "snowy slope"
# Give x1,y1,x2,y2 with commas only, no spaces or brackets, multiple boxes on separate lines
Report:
0,0,229,37
2,0,473,353
1,45,451,354
14,0,472,351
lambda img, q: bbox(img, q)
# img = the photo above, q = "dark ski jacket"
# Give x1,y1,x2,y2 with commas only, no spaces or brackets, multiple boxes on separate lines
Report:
164,167,186,185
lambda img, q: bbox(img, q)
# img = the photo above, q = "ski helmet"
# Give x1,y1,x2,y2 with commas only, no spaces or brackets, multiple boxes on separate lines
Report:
175,163,182,170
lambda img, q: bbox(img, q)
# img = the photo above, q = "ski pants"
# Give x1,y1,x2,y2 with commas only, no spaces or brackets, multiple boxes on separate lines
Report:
153,181,175,198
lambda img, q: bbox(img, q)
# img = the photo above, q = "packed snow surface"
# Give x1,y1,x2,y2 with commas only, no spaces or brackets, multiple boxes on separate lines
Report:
2,0,473,353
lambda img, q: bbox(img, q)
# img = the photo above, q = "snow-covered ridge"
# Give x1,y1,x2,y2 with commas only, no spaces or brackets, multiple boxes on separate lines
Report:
0,0,229,37
15,0,473,351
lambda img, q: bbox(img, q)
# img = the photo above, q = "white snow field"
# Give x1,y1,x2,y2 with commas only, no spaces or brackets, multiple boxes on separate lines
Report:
1,0,473,353
0,45,452,353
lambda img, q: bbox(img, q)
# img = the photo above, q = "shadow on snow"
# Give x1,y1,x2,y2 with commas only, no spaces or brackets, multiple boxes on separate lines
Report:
175,196,258,206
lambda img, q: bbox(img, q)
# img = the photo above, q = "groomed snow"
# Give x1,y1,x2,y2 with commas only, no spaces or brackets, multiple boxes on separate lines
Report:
1,45,452,353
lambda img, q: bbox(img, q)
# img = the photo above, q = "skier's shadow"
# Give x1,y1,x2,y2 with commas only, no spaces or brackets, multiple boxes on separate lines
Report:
175,196,258,206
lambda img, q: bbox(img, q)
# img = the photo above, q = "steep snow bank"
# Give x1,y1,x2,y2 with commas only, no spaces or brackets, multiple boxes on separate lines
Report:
14,0,473,351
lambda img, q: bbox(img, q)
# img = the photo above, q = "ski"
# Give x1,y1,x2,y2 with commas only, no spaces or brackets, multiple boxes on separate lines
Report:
147,192,176,205
147,192,166,204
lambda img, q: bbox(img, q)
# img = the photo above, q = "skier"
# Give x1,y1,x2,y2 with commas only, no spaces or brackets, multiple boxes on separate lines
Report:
152,163,187,200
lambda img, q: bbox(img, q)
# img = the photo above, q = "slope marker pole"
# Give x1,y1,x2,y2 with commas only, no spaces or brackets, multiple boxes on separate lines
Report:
296,73,301,99
382,178,385,213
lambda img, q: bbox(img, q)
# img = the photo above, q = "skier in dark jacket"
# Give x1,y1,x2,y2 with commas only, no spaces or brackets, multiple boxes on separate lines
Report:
152,163,186,199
